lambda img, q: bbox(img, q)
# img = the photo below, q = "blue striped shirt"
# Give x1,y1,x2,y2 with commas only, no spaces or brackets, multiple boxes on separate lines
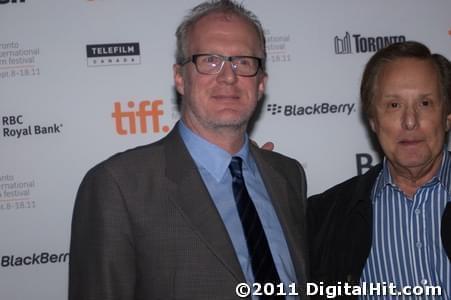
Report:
361,150,451,299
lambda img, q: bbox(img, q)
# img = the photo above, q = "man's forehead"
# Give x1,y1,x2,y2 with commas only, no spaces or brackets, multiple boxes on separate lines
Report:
377,58,439,85
192,11,254,31
188,12,263,54
382,57,436,73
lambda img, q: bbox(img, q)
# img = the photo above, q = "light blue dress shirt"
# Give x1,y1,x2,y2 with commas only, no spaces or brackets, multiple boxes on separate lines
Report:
178,121,298,299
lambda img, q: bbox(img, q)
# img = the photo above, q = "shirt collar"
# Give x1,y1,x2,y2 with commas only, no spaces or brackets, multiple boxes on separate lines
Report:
374,149,451,200
373,158,393,197
437,150,451,198
178,120,255,182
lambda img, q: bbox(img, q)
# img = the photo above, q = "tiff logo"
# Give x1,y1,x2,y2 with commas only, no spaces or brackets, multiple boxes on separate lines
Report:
112,100,170,135
334,32,352,54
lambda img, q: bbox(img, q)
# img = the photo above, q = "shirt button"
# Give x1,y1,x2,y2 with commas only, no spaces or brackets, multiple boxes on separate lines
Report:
415,209,421,215
421,279,428,285
416,242,422,248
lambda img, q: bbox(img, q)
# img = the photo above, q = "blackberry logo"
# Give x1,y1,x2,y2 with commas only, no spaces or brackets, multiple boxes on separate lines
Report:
2,252,69,267
267,104,283,115
266,102,356,117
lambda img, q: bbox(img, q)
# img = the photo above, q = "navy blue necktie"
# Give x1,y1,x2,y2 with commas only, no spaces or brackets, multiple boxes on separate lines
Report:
229,157,284,299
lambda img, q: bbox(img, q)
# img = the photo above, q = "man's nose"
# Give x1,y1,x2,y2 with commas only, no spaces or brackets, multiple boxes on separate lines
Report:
216,61,238,84
402,105,419,130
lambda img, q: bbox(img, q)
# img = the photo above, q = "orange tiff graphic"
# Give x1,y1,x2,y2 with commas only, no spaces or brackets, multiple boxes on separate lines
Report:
112,100,170,135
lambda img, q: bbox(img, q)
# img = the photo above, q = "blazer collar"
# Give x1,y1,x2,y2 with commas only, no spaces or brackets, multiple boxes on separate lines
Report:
441,201,451,259
250,145,308,286
343,164,382,221
162,128,245,283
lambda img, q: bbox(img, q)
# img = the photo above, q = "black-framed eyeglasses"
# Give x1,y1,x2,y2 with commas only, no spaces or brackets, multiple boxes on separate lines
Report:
182,54,263,77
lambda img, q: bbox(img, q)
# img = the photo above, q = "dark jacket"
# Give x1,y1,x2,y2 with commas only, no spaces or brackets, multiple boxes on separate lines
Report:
69,128,309,300
308,164,451,298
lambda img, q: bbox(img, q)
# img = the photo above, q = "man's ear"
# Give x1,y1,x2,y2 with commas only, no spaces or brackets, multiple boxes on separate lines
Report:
257,72,268,101
446,113,451,131
369,118,376,132
173,64,185,96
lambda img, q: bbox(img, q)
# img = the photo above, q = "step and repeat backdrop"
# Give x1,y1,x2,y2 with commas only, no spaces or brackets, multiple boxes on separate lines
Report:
1,1,450,299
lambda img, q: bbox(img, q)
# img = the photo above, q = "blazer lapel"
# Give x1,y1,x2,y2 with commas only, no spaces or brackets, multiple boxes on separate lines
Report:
162,129,245,282
342,164,380,281
250,146,307,285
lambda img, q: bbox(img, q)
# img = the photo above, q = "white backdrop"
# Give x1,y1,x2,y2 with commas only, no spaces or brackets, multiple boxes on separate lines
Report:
1,1,450,299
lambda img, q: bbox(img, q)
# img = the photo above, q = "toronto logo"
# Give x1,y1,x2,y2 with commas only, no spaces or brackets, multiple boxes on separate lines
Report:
334,32,406,54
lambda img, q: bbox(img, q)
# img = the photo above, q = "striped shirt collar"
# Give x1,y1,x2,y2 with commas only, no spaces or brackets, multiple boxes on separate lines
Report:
374,149,451,201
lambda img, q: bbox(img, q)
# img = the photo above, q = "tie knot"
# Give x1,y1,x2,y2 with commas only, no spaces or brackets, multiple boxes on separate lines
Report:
229,156,243,179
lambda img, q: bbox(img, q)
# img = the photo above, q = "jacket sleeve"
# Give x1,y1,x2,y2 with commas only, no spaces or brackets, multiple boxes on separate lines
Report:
306,193,323,282
69,164,136,300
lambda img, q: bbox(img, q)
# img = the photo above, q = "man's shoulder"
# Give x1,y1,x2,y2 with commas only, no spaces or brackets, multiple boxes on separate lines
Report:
109,134,169,163
251,144,300,165
309,164,382,206
87,131,177,177
252,145,304,174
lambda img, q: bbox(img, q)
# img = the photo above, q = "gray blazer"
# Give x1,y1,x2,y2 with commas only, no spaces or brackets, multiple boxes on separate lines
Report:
69,127,308,300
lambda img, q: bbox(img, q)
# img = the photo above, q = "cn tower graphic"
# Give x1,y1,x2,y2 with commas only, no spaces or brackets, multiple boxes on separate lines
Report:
334,32,352,54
